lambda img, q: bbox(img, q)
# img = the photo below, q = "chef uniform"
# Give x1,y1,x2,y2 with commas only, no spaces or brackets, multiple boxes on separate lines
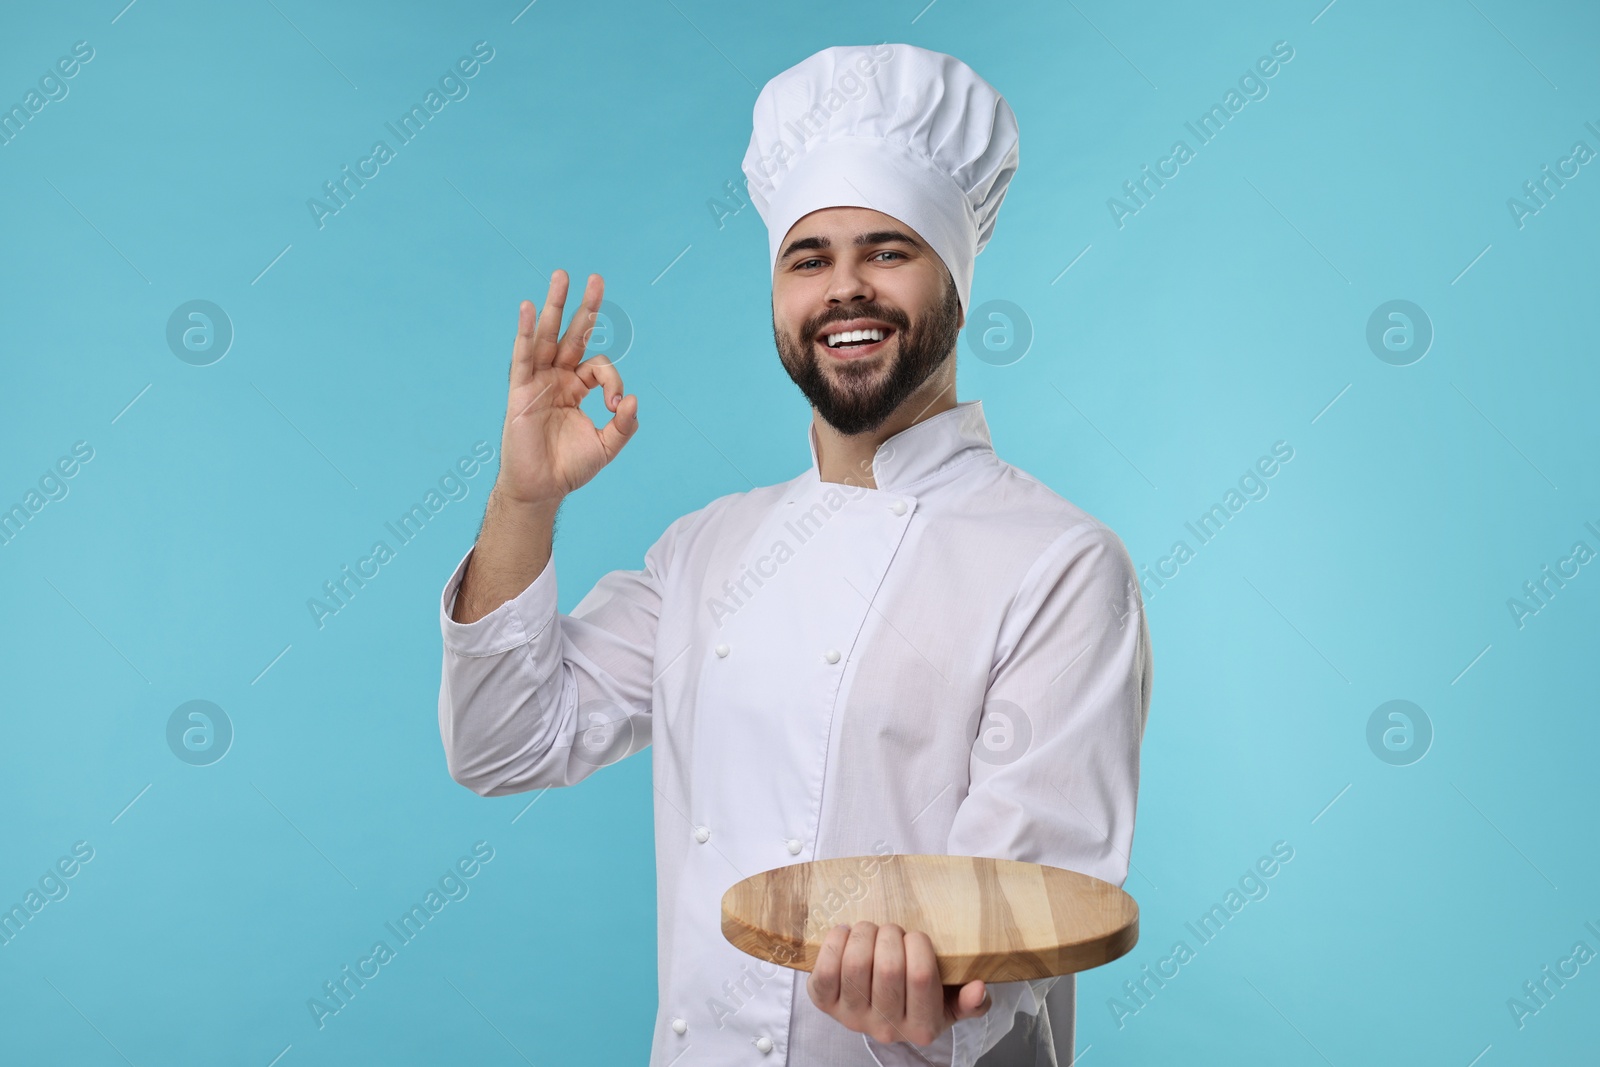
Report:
437,44,1152,1067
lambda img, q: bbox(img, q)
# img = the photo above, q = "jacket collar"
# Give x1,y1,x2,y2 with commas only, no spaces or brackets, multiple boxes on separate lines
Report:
806,399,994,492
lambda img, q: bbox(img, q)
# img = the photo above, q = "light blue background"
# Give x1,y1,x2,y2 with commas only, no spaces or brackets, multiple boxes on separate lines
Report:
2,1,1596,1064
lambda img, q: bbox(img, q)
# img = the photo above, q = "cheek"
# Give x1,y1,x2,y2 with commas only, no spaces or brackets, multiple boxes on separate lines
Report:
880,272,942,321
773,291,817,340
776,306,807,342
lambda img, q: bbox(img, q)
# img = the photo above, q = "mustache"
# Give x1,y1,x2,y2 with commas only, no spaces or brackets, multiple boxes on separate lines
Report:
802,302,911,340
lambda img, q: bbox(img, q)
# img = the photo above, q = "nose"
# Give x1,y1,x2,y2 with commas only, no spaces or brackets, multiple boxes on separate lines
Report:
825,257,874,306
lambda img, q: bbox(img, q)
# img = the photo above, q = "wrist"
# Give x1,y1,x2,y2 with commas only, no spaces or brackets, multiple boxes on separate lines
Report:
489,482,564,521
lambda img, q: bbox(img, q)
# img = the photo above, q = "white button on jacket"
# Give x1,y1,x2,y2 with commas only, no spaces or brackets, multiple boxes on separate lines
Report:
438,400,1152,1066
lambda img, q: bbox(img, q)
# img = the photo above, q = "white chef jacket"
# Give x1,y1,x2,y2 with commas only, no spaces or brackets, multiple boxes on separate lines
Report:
437,398,1152,1066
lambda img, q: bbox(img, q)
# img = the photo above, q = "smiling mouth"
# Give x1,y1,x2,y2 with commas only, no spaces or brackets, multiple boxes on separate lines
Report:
816,326,895,360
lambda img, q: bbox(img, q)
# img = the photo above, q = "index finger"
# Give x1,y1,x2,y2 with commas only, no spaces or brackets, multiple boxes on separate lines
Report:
903,930,942,1040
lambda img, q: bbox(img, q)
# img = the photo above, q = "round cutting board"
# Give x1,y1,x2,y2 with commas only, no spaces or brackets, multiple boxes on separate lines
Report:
721,854,1139,984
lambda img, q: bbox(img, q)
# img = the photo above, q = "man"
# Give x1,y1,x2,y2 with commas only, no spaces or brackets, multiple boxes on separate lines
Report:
437,43,1151,1066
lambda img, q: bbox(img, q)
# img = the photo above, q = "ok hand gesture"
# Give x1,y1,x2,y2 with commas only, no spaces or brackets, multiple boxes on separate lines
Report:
495,270,639,509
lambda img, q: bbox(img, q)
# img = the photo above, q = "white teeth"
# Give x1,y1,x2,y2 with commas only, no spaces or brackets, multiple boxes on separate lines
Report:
825,328,886,347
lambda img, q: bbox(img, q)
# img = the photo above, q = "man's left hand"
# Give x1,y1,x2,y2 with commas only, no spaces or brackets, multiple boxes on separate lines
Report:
807,920,991,1047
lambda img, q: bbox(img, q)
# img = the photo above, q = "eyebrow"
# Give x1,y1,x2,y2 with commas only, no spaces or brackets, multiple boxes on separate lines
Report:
779,229,921,263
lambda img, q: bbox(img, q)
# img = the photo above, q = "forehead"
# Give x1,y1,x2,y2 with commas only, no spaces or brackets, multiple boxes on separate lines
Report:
778,205,929,250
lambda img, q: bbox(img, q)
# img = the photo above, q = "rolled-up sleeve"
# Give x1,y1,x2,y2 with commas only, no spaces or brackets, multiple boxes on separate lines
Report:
866,519,1153,1067
437,509,698,797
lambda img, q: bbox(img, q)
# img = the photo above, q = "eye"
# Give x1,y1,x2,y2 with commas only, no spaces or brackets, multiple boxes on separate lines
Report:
793,257,825,270
871,250,907,262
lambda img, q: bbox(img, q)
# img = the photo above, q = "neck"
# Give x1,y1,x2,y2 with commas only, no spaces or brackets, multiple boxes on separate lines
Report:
813,370,958,487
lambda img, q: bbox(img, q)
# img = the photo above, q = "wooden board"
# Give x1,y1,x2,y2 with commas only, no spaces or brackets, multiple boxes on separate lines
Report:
721,853,1139,984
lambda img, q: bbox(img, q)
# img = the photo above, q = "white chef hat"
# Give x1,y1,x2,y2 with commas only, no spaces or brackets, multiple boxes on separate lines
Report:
741,43,1019,316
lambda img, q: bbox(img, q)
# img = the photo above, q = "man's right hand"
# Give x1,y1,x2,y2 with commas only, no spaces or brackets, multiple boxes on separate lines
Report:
496,269,639,509
451,271,638,626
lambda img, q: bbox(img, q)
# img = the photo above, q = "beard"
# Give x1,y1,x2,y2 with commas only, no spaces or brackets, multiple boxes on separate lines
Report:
773,276,963,436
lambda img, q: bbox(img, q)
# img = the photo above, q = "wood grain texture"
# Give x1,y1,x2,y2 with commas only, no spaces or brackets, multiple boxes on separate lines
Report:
721,854,1139,983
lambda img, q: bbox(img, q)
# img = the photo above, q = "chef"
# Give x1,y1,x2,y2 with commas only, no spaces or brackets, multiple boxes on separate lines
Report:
437,43,1152,1067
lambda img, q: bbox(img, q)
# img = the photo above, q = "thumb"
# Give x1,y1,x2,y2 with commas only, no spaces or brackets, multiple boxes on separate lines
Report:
595,392,640,460
955,980,989,1020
